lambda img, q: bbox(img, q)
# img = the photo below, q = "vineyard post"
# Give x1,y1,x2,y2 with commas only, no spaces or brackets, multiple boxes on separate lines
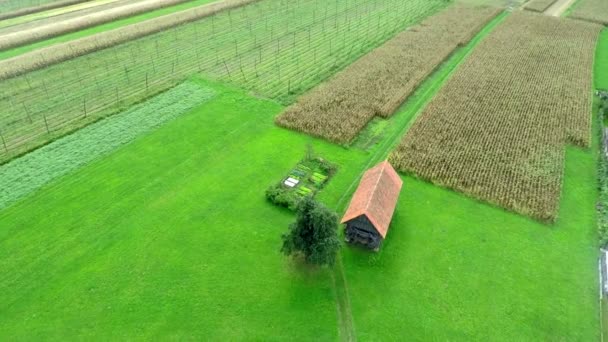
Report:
222,59,232,79
42,113,50,134
42,79,49,97
239,60,247,82
0,130,7,153
22,103,32,123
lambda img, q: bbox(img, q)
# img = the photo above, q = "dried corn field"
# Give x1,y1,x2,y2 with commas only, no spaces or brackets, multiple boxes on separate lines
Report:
275,4,502,144
524,0,557,12
390,12,601,222
0,0,446,163
570,0,608,25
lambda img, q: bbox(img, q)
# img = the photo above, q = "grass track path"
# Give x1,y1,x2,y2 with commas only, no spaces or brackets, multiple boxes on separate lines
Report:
326,11,509,342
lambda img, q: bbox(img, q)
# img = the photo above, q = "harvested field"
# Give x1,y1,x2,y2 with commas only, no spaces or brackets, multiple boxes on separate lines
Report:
570,0,608,25
390,12,601,221
0,0,90,19
524,0,558,12
275,4,502,144
0,0,193,51
0,0,446,163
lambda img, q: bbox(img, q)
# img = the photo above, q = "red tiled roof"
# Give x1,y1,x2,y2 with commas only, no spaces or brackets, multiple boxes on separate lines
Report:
340,161,403,238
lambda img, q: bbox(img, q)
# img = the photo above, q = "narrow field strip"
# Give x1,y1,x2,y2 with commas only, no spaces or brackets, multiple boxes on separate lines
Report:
0,0,140,32
0,0,196,51
0,81,214,211
0,0,91,19
0,0,445,164
524,0,558,12
390,12,601,222
570,0,608,25
0,0,123,28
275,4,502,144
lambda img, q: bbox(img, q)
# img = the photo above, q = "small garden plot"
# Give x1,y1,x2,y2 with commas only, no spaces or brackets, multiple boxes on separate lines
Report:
266,154,337,210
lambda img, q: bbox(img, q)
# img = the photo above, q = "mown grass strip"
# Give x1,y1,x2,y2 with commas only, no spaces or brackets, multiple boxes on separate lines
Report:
524,0,558,12
0,81,214,211
0,0,91,20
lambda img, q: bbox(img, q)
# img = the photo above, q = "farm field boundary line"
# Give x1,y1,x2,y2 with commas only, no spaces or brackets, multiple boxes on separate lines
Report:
0,0,260,80
0,0,198,51
275,4,502,144
325,11,508,342
0,0,446,164
0,81,214,211
524,0,558,12
0,0,92,20
0,0,124,30
389,11,601,222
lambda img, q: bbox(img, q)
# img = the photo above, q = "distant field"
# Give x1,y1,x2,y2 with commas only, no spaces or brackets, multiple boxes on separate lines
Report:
525,0,558,12
0,0,120,26
570,0,608,25
0,0,446,163
0,0,91,17
0,0,218,60
0,0,195,51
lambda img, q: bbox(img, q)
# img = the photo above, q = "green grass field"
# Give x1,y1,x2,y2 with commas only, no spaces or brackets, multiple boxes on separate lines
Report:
0,0,219,60
0,78,358,339
0,5,604,341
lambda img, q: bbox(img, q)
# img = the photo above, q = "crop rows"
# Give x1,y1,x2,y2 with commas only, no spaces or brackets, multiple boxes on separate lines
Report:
524,0,557,12
0,0,193,51
570,0,608,25
0,0,446,162
390,12,601,222
275,4,502,144
0,0,88,18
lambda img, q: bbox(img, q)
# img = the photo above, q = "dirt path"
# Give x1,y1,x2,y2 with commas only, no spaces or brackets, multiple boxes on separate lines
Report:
544,0,576,16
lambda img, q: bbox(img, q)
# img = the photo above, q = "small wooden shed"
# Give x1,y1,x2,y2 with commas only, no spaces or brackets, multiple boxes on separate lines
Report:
340,161,403,251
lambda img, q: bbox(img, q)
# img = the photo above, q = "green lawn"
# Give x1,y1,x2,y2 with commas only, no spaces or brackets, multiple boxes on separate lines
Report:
0,78,366,339
0,0,219,60
0,12,602,342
